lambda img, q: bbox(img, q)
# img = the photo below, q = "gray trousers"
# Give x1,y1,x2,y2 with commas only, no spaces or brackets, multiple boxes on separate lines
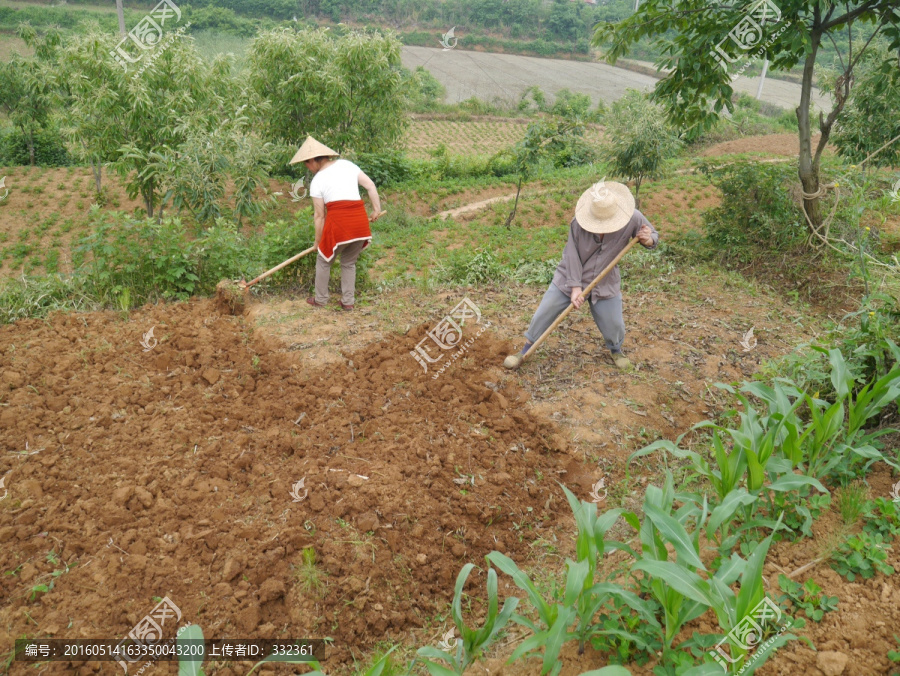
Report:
315,240,367,305
525,284,625,352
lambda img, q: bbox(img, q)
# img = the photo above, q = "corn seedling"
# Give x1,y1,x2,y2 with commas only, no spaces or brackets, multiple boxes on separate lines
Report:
415,562,518,675
178,624,328,676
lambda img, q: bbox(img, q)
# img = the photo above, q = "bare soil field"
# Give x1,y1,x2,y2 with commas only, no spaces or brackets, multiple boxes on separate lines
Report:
400,47,829,112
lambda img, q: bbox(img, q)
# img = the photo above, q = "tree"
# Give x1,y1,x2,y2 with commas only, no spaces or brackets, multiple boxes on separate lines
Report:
55,27,130,193
601,90,681,209
829,43,900,168
0,26,60,167
245,28,407,156
593,0,900,234
502,115,588,228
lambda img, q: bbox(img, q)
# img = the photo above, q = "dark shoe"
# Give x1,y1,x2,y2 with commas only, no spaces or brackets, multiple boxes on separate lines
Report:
340,301,354,311
306,297,325,307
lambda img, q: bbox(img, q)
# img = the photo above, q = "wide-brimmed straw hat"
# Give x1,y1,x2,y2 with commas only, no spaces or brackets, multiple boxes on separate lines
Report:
574,180,635,234
289,136,338,165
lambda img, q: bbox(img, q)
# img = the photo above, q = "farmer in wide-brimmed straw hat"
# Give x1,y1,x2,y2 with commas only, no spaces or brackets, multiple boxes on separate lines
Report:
504,180,658,370
290,136,385,311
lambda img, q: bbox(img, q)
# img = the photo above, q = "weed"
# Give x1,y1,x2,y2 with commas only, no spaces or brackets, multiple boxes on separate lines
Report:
831,531,895,581
294,546,323,595
837,482,868,525
862,498,900,539
776,575,838,622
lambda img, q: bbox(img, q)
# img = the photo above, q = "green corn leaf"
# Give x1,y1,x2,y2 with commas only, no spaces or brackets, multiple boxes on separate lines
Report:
177,625,205,676
680,663,730,676
745,448,764,492
486,552,552,626
633,560,717,609
707,488,757,538
418,659,460,676
564,559,590,606
767,473,827,493
828,348,853,400
643,504,705,570
578,667,634,675
450,563,475,643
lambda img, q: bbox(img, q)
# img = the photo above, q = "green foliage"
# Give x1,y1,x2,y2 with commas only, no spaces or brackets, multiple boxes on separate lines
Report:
246,28,407,154
416,563,518,675
593,0,900,139
831,44,900,168
403,66,445,112
831,531,895,581
352,151,418,187
836,482,868,525
777,575,838,622
65,209,317,308
0,127,71,167
701,161,806,262
0,26,61,167
862,498,900,540
0,274,96,325
600,90,681,208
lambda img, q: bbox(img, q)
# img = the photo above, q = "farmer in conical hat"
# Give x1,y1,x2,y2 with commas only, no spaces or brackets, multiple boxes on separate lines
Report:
504,180,658,371
290,136,384,311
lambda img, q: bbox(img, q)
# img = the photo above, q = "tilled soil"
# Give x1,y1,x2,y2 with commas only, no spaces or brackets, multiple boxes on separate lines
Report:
0,300,574,674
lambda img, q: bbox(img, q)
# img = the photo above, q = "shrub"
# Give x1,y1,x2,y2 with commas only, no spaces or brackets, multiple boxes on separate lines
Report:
701,161,806,262
353,151,418,187
0,127,72,167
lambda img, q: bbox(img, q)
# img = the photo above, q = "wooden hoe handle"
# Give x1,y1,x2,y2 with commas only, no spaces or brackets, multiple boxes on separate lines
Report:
243,246,317,289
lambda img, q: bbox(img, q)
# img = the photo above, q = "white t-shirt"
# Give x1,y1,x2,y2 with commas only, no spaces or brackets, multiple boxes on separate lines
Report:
309,159,362,204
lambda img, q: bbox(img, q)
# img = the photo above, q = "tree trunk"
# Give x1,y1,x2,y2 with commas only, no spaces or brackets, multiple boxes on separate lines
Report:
27,130,36,167
797,31,822,230
634,176,642,210
91,160,102,194
116,0,126,37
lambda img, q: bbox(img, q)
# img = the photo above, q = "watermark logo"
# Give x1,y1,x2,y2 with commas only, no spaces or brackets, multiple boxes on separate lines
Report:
739,327,757,352
440,27,458,51
709,596,790,673
589,176,609,201
888,178,900,204
114,597,183,673
410,297,489,379
711,0,788,81
109,0,183,74
290,477,308,502
890,480,900,504
0,176,8,202
438,629,458,652
289,178,308,201
589,477,608,503
140,326,158,352
0,472,9,501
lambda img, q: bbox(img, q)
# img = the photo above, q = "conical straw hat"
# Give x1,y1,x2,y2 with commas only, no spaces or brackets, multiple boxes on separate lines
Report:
574,180,635,234
289,136,339,165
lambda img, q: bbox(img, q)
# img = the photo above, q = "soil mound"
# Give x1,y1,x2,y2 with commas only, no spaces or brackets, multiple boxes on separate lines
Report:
0,301,572,673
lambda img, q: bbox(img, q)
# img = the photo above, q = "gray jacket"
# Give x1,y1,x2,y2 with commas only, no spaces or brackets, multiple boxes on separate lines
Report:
551,209,659,302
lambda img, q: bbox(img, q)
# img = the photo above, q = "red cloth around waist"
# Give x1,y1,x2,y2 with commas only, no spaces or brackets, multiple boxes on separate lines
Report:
319,200,372,261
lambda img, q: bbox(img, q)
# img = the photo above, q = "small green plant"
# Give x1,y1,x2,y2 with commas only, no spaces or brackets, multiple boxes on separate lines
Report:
837,482,869,525
862,498,900,539
295,546,323,594
831,531,895,581
776,575,838,621
889,634,900,663
416,562,518,675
